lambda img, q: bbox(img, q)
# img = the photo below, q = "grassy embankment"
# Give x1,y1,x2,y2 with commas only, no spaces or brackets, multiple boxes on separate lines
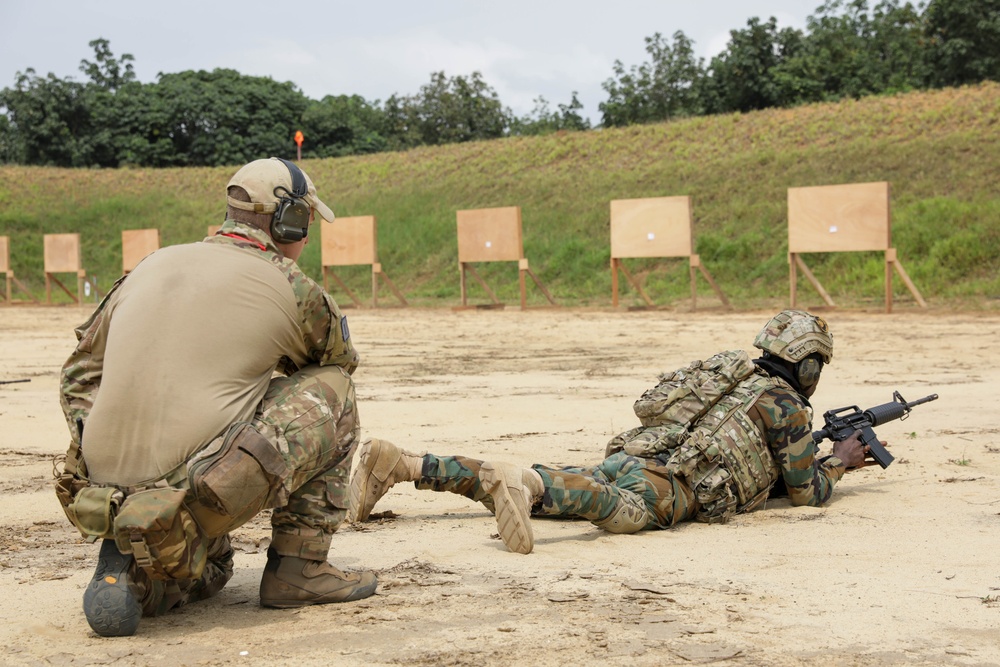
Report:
1,82,998,309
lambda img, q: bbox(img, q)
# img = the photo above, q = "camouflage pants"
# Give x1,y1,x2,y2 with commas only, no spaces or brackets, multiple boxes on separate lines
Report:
138,363,358,613
134,535,235,617
415,451,698,532
255,363,360,559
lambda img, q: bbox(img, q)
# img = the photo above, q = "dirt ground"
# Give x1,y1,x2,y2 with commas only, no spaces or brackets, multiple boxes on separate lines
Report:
0,304,997,667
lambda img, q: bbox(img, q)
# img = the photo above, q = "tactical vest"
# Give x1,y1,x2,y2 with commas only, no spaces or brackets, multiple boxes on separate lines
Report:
605,350,786,523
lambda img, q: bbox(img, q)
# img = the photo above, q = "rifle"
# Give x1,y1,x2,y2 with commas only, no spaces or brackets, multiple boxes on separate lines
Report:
0,378,31,385
812,391,939,469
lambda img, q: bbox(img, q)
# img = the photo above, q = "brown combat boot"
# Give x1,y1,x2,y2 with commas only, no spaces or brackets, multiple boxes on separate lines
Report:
348,438,423,522
259,547,377,608
478,462,543,555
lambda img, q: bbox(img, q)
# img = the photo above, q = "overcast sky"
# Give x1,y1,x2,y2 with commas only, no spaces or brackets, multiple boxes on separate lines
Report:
1,1,817,124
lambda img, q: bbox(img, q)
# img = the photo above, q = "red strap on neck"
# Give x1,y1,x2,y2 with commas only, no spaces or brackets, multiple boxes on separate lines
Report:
220,232,266,251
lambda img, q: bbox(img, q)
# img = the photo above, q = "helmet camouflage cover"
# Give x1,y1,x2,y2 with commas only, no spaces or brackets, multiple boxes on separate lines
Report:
753,310,833,364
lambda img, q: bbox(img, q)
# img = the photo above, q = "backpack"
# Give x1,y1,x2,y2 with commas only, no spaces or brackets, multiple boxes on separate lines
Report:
605,349,755,459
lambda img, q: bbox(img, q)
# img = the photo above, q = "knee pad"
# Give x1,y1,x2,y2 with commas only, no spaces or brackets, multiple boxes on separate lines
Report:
594,497,652,534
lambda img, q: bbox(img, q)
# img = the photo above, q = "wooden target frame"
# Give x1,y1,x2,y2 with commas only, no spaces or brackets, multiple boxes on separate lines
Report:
788,182,925,313
321,216,407,308
0,236,37,305
43,233,87,305
122,229,160,274
455,206,556,310
610,196,729,309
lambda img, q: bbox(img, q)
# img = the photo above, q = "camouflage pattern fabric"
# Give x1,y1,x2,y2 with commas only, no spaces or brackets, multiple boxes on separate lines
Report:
416,455,495,512
632,350,755,430
747,384,845,506
532,454,698,528
608,362,845,521
753,310,833,363
113,487,207,581
129,534,235,616
255,363,360,561
412,358,846,532
414,453,697,529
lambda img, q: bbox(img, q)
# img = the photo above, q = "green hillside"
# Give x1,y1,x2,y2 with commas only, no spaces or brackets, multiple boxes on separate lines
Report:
2,83,998,310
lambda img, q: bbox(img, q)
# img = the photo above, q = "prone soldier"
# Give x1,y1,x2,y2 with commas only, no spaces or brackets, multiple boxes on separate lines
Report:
350,310,882,554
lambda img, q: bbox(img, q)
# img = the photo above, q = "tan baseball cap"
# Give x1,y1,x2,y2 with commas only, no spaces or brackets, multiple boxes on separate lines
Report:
226,157,335,223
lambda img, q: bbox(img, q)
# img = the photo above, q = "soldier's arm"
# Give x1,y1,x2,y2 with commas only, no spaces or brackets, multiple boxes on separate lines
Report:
756,391,846,507
59,279,123,444
287,264,359,375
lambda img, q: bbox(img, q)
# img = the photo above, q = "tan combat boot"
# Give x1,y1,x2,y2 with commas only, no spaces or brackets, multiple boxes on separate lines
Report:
348,438,423,522
477,462,544,555
259,547,378,608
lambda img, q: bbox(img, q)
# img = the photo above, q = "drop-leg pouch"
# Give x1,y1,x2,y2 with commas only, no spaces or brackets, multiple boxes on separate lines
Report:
188,423,288,532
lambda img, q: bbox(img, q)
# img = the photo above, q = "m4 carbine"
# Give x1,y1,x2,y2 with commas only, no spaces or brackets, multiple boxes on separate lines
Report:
812,391,939,469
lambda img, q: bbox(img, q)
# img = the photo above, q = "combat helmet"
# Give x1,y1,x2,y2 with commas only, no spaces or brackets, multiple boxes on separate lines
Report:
753,310,833,364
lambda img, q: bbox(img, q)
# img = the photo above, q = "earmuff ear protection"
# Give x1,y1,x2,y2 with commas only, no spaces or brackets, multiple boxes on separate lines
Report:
795,356,823,391
270,158,311,244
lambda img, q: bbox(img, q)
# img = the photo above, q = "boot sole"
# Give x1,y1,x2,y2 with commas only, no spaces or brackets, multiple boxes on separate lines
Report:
83,539,141,637
479,463,533,554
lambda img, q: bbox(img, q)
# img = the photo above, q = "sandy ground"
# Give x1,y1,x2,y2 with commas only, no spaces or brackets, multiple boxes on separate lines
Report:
0,304,997,667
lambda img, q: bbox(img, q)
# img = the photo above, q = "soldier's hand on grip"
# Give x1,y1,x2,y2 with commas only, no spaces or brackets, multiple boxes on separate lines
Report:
833,431,876,470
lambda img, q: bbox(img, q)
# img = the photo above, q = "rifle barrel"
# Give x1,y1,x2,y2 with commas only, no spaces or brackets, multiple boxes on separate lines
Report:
907,393,938,408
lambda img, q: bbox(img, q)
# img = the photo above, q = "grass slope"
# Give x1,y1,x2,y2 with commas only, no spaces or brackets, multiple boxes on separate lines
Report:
1,83,998,309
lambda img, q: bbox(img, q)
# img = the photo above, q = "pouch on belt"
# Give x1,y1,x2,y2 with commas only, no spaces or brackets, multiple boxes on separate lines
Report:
113,487,207,580
188,422,288,537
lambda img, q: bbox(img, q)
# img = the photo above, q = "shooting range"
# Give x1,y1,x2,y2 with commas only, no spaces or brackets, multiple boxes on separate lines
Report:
0,236,36,305
609,196,729,309
43,233,87,305
320,215,407,308
121,229,160,274
455,206,556,310
787,181,926,313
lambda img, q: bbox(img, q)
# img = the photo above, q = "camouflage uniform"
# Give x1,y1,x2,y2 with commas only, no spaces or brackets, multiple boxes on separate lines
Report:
58,221,359,615
412,368,845,532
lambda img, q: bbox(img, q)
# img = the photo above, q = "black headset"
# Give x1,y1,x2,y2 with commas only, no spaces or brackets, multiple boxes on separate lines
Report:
270,158,311,244
794,355,823,391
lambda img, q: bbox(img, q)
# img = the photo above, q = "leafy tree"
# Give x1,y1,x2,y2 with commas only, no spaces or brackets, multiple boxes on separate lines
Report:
300,94,387,158
599,31,706,127
77,40,142,167
79,38,136,92
382,71,510,149
137,69,309,167
925,0,1000,86
510,91,591,135
0,68,93,167
702,17,809,113
0,113,17,163
0,40,145,167
787,0,930,102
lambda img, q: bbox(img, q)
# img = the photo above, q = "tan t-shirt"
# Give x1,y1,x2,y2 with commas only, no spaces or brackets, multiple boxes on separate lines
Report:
82,241,313,485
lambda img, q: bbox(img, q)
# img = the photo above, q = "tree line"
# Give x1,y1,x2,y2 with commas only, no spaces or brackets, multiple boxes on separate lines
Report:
1,0,996,168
